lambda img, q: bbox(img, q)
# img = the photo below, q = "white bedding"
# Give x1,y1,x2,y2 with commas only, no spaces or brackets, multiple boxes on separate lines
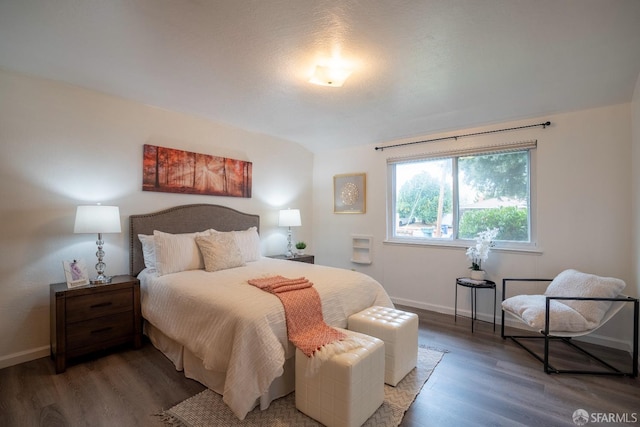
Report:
138,257,393,420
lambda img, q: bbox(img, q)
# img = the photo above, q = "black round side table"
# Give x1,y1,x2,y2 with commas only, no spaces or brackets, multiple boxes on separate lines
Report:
455,277,496,333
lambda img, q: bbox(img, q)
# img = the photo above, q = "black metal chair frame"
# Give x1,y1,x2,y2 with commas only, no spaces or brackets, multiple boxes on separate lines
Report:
501,278,639,377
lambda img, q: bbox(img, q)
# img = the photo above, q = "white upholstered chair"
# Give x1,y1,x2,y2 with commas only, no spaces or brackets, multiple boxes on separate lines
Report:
501,269,638,377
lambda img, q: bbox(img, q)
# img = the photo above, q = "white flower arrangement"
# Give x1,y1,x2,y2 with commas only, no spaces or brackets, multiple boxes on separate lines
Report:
466,228,499,271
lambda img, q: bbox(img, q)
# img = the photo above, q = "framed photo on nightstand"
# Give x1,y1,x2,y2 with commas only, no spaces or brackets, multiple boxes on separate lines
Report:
62,259,89,288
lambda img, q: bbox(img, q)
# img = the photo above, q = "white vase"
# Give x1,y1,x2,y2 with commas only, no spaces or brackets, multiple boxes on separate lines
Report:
470,270,485,280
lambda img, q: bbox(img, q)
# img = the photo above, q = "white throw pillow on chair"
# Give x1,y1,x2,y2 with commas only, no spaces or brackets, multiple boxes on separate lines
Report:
544,269,626,327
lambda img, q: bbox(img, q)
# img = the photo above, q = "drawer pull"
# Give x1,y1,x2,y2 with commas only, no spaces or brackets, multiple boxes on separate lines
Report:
91,327,113,334
90,302,113,309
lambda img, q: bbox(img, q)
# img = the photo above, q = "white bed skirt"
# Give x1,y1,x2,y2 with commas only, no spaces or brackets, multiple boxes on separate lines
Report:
144,320,295,412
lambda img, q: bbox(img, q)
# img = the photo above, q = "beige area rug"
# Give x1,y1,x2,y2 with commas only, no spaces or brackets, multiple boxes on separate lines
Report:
161,346,444,427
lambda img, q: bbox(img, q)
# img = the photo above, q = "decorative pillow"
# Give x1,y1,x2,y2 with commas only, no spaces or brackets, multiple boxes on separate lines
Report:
544,269,626,327
502,295,590,332
232,226,261,262
153,230,211,276
138,234,156,270
195,233,246,272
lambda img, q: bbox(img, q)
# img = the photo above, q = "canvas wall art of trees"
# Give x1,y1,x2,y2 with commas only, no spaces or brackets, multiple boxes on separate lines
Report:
142,144,252,198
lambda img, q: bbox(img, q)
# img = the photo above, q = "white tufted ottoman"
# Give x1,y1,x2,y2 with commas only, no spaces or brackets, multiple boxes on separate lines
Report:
348,306,419,386
295,328,384,427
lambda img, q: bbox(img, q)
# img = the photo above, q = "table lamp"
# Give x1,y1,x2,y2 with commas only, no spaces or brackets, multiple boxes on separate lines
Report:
278,209,301,258
74,205,122,284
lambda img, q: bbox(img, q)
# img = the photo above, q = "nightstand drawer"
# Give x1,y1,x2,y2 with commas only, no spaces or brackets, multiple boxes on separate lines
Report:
66,311,134,351
66,289,132,323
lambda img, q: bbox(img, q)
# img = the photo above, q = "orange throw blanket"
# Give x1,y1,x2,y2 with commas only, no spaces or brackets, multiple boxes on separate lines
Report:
248,275,346,357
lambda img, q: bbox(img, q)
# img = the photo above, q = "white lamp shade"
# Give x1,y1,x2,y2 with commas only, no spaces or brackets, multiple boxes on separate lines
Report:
74,205,122,234
278,209,301,227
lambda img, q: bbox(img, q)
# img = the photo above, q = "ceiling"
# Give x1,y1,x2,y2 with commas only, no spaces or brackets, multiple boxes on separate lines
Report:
1,1,640,153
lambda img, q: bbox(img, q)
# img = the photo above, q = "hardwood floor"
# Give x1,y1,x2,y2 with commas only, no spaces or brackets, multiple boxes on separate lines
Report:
401,307,639,427
0,344,205,427
1,309,637,427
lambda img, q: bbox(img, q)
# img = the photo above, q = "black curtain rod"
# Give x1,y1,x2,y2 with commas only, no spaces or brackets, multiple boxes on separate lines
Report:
374,121,551,151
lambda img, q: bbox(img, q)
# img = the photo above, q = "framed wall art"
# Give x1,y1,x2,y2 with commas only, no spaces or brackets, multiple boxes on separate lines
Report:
333,173,366,214
142,144,252,198
62,259,89,288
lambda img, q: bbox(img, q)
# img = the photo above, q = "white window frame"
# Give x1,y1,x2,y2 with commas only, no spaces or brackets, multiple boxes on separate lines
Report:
385,140,538,251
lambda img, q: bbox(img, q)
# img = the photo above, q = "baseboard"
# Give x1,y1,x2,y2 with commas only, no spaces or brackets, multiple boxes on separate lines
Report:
391,297,454,316
391,296,497,323
391,297,636,357
0,346,50,370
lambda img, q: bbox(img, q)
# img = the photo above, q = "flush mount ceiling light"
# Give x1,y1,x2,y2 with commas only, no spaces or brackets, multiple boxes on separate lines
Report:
309,64,353,87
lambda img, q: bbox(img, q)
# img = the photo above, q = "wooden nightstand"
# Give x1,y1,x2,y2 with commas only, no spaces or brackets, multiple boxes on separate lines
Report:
50,275,142,373
269,254,315,264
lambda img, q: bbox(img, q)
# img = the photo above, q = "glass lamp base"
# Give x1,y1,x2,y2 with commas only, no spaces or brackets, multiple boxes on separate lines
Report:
91,275,112,285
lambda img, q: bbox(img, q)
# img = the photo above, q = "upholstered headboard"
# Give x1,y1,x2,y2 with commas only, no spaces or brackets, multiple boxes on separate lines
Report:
129,204,260,276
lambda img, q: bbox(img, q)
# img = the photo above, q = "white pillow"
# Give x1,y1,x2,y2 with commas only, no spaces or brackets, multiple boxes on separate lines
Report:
232,227,261,262
544,269,626,326
153,230,211,276
196,233,245,272
502,294,590,332
138,234,156,270
209,228,261,262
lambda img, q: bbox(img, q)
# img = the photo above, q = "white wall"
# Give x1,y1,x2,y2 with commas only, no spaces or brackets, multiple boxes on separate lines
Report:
0,70,314,368
313,104,636,351
632,72,640,351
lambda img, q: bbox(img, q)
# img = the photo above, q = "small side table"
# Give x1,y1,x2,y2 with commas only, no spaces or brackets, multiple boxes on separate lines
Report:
455,277,496,333
268,254,315,264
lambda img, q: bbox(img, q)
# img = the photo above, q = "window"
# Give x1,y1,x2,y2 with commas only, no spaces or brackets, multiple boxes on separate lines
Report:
387,141,535,247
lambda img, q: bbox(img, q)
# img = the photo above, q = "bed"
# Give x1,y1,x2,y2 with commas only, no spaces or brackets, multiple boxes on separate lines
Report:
129,204,393,420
